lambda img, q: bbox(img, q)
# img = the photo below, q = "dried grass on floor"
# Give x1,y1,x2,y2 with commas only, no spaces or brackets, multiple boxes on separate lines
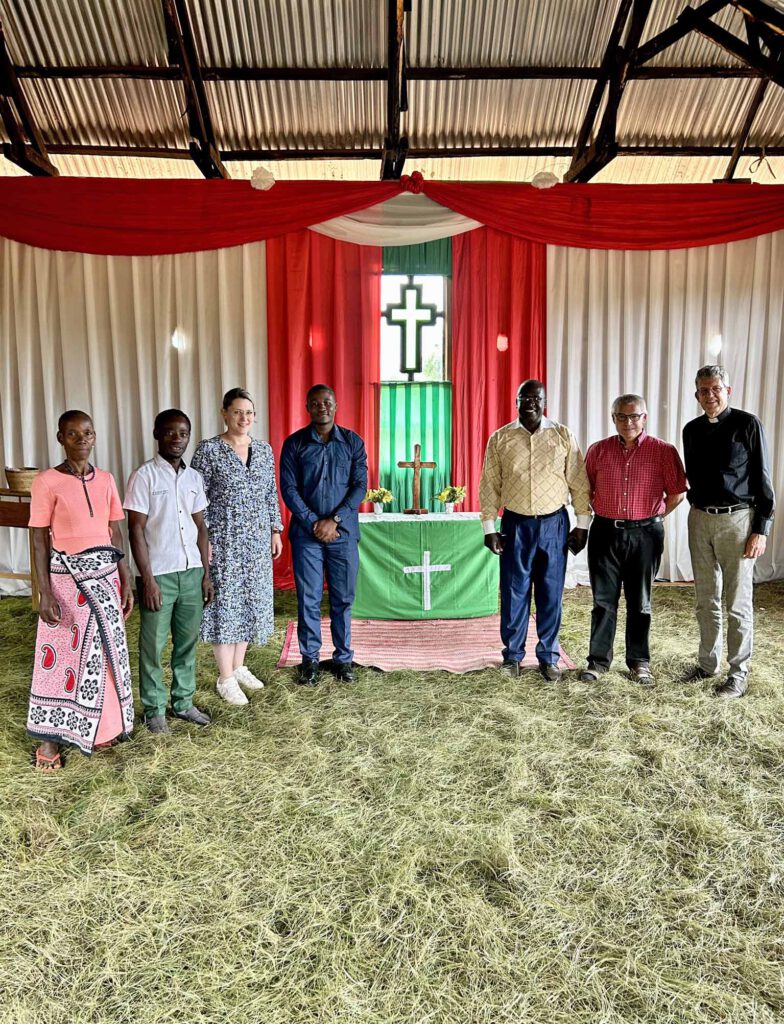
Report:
1,585,783,1024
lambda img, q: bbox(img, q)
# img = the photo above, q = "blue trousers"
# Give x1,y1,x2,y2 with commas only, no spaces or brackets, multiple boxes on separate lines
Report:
499,507,569,665
291,535,359,664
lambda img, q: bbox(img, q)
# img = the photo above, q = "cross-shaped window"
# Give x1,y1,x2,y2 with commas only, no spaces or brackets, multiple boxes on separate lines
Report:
381,274,448,382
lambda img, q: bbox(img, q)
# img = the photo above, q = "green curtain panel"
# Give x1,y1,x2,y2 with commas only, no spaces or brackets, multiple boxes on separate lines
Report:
379,382,452,512
382,238,452,276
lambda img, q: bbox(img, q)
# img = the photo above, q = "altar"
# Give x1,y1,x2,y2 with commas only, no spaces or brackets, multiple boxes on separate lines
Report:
353,512,499,620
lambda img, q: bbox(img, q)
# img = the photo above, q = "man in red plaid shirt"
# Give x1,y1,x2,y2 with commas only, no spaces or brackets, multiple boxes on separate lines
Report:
581,394,687,685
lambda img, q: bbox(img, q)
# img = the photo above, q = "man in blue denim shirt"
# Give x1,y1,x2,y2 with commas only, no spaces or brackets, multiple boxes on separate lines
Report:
280,385,368,685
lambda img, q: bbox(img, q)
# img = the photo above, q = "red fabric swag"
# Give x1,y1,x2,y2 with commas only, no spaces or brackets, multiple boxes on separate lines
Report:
266,230,381,589
424,182,784,250
451,228,547,512
0,178,399,255
2,177,784,255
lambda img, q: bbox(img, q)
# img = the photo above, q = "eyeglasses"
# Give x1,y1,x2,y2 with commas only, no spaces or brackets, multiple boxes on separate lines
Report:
614,413,644,423
696,386,726,397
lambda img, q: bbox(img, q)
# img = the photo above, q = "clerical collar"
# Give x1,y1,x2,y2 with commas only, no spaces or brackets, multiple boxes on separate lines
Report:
707,406,732,425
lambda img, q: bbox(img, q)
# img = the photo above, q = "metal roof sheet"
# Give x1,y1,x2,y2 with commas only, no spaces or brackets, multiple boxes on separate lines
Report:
0,0,781,183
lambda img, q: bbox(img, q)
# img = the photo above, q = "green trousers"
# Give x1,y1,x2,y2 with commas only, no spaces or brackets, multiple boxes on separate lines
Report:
138,567,204,717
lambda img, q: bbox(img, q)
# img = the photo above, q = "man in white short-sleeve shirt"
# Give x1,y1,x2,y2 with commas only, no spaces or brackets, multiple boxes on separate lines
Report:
125,409,213,733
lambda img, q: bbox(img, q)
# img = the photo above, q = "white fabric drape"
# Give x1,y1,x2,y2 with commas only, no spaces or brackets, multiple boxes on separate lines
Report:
0,238,268,593
547,231,784,585
310,193,481,245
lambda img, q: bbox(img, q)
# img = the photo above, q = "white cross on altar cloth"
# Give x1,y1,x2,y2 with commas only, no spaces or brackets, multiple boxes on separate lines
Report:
402,549,452,611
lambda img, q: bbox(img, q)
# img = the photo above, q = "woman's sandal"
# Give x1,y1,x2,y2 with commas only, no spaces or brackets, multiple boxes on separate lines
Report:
32,747,64,772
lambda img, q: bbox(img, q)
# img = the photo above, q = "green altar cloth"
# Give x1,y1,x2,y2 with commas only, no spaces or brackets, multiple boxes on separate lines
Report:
354,512,499,620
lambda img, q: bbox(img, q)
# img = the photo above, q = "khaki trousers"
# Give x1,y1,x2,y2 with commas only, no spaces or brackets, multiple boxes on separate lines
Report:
687,507,754,677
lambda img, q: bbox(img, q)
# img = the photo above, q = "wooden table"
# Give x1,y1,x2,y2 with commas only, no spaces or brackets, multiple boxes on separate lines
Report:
0,488,39,609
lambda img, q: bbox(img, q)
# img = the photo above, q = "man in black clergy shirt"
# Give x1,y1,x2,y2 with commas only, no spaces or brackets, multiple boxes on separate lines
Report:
682,364,775,697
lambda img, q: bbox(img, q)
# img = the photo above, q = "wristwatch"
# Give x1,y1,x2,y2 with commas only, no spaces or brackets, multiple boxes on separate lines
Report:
333,514,342,523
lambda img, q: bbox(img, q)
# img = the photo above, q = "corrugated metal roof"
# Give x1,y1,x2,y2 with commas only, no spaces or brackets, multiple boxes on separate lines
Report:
408,0,622,67
0,0,781,183
0,0,166,65
617,78,757,147
406,78,594,147
206,79,384,151
189,0,385,67
21,77,189,147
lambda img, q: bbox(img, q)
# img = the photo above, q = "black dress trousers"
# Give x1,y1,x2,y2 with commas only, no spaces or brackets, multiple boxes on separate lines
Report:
587,517,665,670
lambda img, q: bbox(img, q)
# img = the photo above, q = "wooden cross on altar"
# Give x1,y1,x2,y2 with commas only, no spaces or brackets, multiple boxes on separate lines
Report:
398,443,436,515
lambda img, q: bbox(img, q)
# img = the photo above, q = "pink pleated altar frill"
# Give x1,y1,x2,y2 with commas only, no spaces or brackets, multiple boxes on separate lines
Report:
27,547,134,755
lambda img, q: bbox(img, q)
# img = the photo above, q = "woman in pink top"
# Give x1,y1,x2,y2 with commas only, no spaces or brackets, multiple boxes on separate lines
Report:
27,410,135,770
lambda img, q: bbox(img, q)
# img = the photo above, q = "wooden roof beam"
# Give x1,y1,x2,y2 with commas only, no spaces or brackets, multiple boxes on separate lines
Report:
683,7,784,87
381,0,409,180
634,0,729,65
42,143,784,161
567,0,634,167
12,63,768,83
0,20,58,175
723,76,770,178
566,0,652,183
160,0,227,178
733,0,784,39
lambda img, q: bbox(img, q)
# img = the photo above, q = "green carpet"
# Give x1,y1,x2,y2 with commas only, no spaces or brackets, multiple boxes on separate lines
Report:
1,585,783,1024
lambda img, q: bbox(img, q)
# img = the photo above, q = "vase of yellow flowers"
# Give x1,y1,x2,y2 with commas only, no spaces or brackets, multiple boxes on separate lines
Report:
436,485,466,513
365,487,393,514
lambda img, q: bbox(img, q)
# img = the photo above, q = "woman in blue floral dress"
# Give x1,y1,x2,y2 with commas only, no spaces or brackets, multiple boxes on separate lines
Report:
191,388,283,705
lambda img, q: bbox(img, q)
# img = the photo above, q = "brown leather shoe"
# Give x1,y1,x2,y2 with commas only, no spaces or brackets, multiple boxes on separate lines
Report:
715,674,748,698
629,664,654,687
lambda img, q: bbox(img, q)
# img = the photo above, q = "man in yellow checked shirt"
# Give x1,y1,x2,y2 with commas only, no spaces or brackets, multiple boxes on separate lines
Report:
479,380,591,682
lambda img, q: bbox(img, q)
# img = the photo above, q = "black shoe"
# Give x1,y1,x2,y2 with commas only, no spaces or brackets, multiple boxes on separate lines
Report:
715,674,748,698
297,660,320,686
143,714,171,735
538,662,562,683
332,662,355,683
173,705,211,726
500,659,520,678
579,664,607,683
679,664,717,683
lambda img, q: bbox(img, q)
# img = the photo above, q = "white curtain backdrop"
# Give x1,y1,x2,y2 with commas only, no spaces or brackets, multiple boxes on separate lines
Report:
310,193,481,245
2,228,782,593
0,238,268,593
547,230,784,586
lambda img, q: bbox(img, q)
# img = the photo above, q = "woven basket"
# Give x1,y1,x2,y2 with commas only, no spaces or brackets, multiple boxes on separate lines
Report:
5,467,39,492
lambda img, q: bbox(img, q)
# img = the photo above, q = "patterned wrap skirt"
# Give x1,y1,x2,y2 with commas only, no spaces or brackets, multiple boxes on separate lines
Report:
27,547,135,755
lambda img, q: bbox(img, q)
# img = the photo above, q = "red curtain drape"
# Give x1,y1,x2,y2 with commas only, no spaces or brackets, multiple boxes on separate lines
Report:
266,230,381,588
424,182,784,250
451,227,547,512
2,178,784,254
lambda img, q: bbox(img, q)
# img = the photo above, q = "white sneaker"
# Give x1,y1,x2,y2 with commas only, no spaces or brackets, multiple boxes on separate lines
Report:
216,675,249,706
234,665,265,691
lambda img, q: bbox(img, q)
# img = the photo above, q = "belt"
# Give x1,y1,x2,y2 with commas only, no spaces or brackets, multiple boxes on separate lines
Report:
694,503,752,515
507,506,564,520
595,515,663,530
